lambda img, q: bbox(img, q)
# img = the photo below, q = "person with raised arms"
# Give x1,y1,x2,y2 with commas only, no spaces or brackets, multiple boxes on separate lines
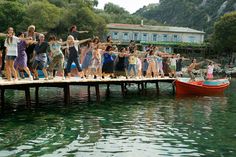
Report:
14,32,34,80
4,27,21,81
48,35,65,80
187,59,204,82
31,34,49,80
65,35,90,78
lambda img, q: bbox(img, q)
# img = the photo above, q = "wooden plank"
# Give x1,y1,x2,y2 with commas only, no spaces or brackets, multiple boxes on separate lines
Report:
0,77,176,106
0,77,176,87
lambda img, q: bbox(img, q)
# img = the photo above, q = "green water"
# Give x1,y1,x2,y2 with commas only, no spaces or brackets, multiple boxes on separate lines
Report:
0,81,236,157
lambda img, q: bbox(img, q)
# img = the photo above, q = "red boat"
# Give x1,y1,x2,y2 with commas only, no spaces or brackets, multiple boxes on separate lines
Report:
175,78,230,95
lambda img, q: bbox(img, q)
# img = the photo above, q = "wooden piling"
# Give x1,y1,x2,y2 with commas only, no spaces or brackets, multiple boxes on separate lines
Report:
172,83,176,95
141,82,144,91
138,83,141,91
1,89,5,110
106,84,110,97
121,83,125,97
87,85,91,101
25,87,31,107
64,84,70,105
156,82,160,94
35,86,39,106
145,82,147,88
95,84,100,102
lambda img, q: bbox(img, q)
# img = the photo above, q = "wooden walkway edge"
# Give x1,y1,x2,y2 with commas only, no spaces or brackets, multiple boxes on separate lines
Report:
0,77,176,108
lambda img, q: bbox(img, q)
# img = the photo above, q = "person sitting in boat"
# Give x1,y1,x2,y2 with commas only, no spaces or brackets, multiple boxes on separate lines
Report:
187,59,204,82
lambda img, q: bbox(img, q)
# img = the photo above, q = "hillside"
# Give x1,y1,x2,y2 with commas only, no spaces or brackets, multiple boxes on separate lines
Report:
135,0,236,36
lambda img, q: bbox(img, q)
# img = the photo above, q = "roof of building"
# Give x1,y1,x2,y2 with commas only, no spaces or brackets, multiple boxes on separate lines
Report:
107,23,205,34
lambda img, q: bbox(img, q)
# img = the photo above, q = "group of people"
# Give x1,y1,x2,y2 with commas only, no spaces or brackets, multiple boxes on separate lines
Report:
0,25,217,82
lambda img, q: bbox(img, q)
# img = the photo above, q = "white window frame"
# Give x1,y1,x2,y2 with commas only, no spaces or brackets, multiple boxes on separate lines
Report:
163,34,168,41
153,34,158,41
142,33,148,41
112,32,119,40
123,32,129,41
173,35,179,42
188,36,196,43
133,33,139,41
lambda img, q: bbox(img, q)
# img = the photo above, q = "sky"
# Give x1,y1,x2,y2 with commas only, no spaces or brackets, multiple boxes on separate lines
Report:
96,0,159,14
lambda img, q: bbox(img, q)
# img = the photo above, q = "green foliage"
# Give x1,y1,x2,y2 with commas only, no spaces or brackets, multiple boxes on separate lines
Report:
0,0,161,39
135,0,236,36
96,4,162,26
61,5,107,39
212,11,236,53
19,0,62,32
0,1,26,32
104,2,129,15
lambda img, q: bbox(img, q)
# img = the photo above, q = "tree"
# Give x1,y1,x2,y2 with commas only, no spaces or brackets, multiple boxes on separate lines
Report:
212,11,236,54
19,0,62,32
50,1,107,39
0,1,26,32
104,2,129,15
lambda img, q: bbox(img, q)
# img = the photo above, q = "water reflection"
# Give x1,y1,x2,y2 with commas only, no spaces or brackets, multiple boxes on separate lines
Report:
0,82,235,157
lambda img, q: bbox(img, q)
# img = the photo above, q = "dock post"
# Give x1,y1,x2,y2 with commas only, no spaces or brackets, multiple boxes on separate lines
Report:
172,82,176,95
106,84,110,97
95,84,100,102
87,85,91,101
35,86,39,106
1,89,5,110
25,87,31,107
156,81,160,94
64,84,70,105
141,82,144,91
121,83,125,97
138,83,141,91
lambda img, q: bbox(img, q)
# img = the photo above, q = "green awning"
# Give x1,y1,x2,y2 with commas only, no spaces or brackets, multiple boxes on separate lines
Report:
140,41,207,47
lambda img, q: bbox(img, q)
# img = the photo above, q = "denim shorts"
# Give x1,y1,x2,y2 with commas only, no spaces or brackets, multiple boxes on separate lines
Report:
5,56,16,61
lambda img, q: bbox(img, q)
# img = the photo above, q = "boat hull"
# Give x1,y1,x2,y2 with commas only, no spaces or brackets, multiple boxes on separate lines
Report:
175,79,230,95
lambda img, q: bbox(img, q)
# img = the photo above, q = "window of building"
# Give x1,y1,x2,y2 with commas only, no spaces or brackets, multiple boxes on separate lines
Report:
153,34,158,41
188,36,196,43
112,32,119,40
163,34,168,41
123,32,129,41
173,35,179,42
133,33,139,41
164,47,172,53
142,33,148,41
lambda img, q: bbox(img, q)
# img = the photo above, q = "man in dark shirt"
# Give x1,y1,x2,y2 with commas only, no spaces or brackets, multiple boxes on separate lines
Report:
31,34,49,80
69,25,88,40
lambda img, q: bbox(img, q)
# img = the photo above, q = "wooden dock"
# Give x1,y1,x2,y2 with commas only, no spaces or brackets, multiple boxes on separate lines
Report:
0,77,176,108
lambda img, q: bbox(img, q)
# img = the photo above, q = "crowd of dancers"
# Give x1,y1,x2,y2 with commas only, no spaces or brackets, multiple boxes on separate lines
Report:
0,25,217,82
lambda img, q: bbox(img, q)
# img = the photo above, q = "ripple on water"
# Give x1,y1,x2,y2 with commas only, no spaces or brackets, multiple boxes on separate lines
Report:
1,82,236,156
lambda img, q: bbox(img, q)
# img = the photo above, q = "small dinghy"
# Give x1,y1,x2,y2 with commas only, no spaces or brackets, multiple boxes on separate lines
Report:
175,78,230,95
